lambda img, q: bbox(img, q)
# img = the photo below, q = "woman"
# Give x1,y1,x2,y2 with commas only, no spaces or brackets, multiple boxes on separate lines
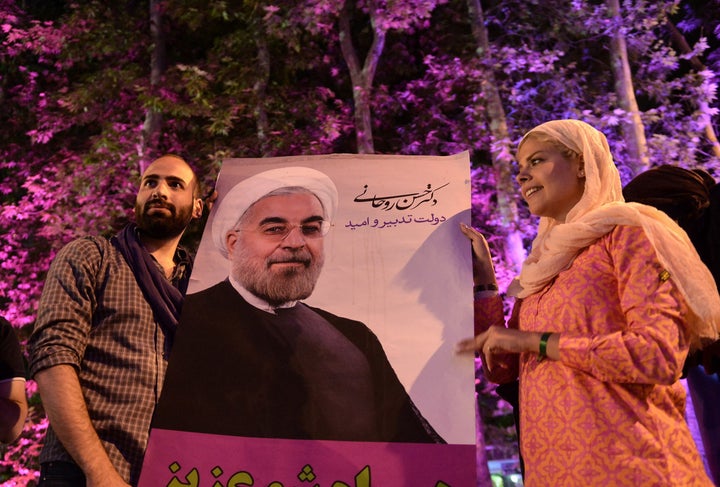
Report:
458,119,720,486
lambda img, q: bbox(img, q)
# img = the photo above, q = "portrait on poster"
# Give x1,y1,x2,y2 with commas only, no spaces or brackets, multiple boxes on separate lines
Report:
140,152,476,487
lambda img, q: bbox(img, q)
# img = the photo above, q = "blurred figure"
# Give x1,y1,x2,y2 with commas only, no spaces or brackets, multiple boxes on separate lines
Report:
624,164,720,484
457,120,718,486
0,316,27,443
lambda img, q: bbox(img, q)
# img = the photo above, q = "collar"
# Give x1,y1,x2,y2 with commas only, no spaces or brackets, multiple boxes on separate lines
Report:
228,275,297,314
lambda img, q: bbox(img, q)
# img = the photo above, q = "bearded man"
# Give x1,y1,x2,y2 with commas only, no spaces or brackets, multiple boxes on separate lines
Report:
29,155,204,487
152,166,445,444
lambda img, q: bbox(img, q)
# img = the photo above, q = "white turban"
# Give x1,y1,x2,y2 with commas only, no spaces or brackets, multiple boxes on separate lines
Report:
212,166,339,258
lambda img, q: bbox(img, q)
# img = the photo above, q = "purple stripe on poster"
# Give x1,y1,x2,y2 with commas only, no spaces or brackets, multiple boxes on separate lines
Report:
139,429,476,487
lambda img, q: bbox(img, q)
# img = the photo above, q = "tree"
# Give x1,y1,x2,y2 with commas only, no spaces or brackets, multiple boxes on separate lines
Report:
608,0,650,176
2,0,720,482
139,0,168,170
665,11,720,159
336,0,445,153
466,0,525,276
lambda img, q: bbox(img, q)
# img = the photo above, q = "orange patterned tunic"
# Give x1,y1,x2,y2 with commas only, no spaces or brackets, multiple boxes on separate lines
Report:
479,225,712,486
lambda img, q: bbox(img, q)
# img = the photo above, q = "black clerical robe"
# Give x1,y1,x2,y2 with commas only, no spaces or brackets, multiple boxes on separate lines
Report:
152,279,444,443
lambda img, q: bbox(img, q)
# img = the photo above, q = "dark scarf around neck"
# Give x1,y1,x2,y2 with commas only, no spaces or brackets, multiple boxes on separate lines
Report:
111,223,189,341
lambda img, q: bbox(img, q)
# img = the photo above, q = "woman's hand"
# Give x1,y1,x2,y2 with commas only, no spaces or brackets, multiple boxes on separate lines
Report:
460,223,496,285
457,327,559,370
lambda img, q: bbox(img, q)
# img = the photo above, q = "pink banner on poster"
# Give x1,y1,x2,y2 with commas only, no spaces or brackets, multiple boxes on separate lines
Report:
139,429,475,486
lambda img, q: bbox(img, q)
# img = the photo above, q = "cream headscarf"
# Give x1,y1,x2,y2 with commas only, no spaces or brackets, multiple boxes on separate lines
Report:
514,119,720,348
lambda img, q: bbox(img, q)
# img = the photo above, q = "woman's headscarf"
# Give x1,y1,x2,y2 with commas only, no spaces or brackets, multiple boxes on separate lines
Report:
513,119,720,348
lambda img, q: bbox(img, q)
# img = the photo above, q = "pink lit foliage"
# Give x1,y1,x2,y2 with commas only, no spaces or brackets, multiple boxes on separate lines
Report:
0,2,150,481
1,0,719,483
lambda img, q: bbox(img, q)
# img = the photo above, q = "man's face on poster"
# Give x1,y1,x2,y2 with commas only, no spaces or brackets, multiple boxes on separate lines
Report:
226,190,327,306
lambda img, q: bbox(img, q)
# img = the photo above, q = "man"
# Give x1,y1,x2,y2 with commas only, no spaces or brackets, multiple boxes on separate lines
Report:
152,166,444,443
29,155,204,487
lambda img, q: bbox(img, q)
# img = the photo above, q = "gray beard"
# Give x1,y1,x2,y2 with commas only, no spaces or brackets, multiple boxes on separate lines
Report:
231,248,324,307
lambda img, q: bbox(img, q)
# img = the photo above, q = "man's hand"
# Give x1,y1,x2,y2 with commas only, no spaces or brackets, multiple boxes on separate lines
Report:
35,365,131,487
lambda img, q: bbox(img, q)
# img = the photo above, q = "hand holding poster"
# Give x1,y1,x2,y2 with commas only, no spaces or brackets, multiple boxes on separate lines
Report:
139,152,476,486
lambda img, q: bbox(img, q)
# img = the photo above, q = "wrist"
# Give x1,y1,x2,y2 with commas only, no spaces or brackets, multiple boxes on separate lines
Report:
537,332,552,362
473,283,498,300
473,283,498,293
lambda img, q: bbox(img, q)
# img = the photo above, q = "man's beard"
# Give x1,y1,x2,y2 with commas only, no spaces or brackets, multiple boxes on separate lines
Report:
135,199,194,239
231,246,324,307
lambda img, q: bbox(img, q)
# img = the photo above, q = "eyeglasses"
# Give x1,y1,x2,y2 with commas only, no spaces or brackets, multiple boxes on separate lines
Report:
239,220,332,242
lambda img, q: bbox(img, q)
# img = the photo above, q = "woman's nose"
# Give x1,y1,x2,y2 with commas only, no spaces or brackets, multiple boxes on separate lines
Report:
516,168,530,185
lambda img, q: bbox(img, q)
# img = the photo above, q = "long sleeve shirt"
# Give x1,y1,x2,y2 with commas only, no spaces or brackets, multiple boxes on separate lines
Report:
477,225,712,486
29,236,184,485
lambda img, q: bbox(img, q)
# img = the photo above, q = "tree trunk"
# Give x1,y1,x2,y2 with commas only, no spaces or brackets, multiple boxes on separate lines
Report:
338,0,385,154
254,33,271,156
466,1,523,485
467,0,525,275
608,0,649,177
140,0,166,173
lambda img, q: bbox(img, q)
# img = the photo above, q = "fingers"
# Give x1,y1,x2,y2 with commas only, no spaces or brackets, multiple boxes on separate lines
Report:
205,189,219,211
455,336,482,354
460,222,483,242
460,223,492,261
455,334,499,371
455,328,514,372
484,349,495,372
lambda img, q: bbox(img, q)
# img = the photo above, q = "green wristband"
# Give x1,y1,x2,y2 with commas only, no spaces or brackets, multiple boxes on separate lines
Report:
473,283,498,292
537,332,552,362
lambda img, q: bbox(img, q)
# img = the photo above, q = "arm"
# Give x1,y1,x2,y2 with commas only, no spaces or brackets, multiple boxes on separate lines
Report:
35,365,129,487
461,226,685,385
558,226,689,384
0,379,27,443
29,240,130,486
457,223,522,382
0,319,28,443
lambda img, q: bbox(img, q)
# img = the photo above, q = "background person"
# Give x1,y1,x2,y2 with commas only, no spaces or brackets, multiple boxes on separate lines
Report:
152,166,444,443
623,164,720,484
29,155,204,487
0,315,28,444
457,119,719,486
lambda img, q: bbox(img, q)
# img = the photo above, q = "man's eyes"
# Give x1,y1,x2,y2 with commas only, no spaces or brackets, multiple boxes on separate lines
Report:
260,224,322,235
142,180,184,189
262,225,287,235
301,224,322,235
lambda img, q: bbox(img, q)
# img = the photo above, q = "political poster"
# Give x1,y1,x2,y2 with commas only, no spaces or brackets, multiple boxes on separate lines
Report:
139,152,476,487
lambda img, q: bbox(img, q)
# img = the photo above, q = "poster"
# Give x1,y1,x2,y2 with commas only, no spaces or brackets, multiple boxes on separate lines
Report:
139,153,476,486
